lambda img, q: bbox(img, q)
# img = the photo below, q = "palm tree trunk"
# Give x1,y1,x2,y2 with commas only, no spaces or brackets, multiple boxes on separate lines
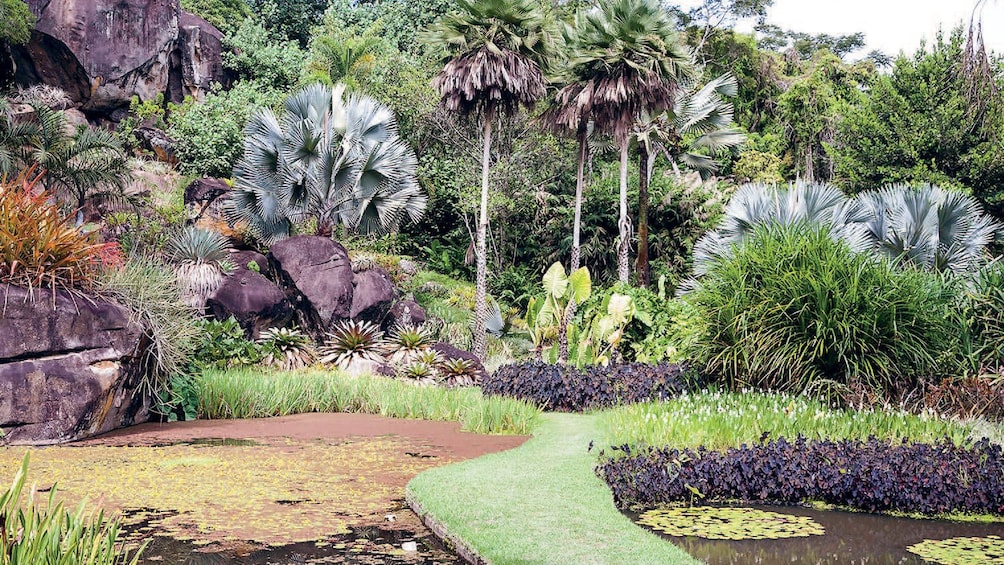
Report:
558,118,590,365
570,117,588,271
617,138,631,284
472,111,493,361
636,141,650,288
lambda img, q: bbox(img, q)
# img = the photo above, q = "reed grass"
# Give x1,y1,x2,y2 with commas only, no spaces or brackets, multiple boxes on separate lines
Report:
194,368,540,435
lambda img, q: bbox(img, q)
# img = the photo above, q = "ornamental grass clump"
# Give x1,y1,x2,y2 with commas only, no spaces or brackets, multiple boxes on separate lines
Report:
0,169,110,292
1,454,144,565
689,223,965,396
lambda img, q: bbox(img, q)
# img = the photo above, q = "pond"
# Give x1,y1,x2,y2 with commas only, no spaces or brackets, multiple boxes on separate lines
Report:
628,505,1004,564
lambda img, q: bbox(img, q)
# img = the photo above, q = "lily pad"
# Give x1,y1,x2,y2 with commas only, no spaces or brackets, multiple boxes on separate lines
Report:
636,506,826,540
907,535,1004,564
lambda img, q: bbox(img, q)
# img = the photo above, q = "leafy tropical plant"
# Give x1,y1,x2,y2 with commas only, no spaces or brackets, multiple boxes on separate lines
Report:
1,454,145,565
228,83,427,245
383,323,434,364
318,319,385,369
167,227,234,309
437,357,479,387
0,168,110,291
423,0,555,360
538,261,590,363
258,327,316,371
188,317,265,370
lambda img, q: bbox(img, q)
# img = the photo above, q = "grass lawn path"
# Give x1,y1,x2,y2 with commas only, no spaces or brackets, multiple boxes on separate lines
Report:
407,412,698,564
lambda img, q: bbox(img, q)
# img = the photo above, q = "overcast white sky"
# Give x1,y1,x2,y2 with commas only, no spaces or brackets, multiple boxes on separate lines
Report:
680,0,1004,57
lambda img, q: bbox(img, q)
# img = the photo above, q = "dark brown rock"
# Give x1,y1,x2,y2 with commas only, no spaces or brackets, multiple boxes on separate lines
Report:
350,268,396,322
206,270,293,339
229,249,270,278
169,11,227,103
431,342,487,381
269,236,354,334
0,284,151,444
133,126,178,164
184,177,231,206
383,299,427,330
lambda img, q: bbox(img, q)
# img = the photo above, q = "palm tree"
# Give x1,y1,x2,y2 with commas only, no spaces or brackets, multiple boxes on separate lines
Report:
228,83,426,245
424,0,555,360
563,0,694,284
633,73,746,285
1,98,131,223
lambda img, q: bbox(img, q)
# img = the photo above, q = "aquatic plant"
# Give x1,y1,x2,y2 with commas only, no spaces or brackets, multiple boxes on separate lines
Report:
636,507,825,540
907,535,1004,565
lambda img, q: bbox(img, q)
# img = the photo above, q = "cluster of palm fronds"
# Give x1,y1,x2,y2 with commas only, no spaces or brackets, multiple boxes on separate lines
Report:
692,180,1002,278
166,227,235,309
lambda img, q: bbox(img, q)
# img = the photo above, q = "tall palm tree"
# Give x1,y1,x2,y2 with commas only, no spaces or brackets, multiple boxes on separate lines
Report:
424,0,555,359
633,73,746,285
228,83,426,245
564,0,694,284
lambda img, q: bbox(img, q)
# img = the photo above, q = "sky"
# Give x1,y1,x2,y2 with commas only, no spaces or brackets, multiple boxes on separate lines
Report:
680,0,1004,57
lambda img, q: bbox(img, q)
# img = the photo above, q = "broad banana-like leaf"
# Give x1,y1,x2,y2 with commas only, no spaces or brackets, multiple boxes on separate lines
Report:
542,261,569,299
568,266,591,303
607,293,635,325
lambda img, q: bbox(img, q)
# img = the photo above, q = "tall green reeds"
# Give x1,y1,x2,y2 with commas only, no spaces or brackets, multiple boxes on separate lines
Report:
1,454,143,565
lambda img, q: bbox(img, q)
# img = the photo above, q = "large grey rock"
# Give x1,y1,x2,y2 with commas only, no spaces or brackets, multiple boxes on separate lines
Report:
269,236,354,334
0,285,151,444
133,126,178,164
9,0,224,115
206,270,293,339
350,268,396,322
383,299,427,330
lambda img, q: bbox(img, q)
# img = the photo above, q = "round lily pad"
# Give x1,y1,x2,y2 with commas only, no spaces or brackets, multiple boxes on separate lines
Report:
636,506,826,540
907,536,1004,564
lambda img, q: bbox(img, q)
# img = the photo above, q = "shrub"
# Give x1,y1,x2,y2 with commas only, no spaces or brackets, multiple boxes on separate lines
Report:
222,20,307,89
689,223,965,396
484,361,688,412
967,261,1004,370
598,436,1004,516
1,454,144,564
96,257,199,389
0,170,110,291
189,317,264,370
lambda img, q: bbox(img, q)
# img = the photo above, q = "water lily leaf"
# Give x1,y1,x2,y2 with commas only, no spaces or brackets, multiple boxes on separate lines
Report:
907,536,1004,564
636,507,826,541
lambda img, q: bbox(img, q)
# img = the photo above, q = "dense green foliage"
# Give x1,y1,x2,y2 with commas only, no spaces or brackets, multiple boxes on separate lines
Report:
690,223,965,395
179,0,250,33
0,0,34,45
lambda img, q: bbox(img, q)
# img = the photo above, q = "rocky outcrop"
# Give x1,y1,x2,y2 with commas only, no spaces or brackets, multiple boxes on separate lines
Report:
270,236,355,335
0,285,151,444
8,0,225,115
184,177,230,207
350,268,396,322
133,126,178,164
206,270,293,339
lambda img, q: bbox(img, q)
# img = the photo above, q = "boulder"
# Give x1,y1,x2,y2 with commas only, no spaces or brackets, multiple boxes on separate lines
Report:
206,270,293,339
269,236,354,334
350,268,396,322
0,285,151,444
169,11,227,103
383,299,427,330
431,342,487,382
133,126,178,164
183,177,231,207
9,0,224,115
229,249,270,278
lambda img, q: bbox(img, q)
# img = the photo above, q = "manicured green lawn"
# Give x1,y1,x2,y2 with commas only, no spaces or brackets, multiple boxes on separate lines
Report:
407,412,698,565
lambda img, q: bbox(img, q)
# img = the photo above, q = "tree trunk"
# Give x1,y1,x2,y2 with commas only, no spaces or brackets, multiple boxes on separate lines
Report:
570,117,588,271
559,117,590,365
636,141,650,288
617,139,631,284
472,111,493,361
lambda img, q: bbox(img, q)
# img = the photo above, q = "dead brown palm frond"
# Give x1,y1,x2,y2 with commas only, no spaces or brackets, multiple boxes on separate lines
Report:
960,0,1001,134
433,48,548,118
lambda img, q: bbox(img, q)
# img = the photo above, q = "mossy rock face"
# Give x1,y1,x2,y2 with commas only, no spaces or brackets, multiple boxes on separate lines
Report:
637,507,826,540
907,535,1004,564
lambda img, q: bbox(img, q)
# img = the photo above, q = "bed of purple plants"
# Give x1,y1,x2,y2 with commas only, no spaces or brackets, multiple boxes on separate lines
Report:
598,436,1004,516
483,361,688,412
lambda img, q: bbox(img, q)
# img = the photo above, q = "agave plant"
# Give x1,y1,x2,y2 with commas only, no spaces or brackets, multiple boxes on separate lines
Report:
167,227,235,309
398,360,438,385
259,327,315,371
319,319,385,369
383,323,435,364
437,357,479,387
228,83,427,245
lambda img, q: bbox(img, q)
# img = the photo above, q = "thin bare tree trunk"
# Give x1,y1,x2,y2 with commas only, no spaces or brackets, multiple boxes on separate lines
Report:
636,141,650,288
473,112,493,361
617,139,631,284
558,118,591,365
